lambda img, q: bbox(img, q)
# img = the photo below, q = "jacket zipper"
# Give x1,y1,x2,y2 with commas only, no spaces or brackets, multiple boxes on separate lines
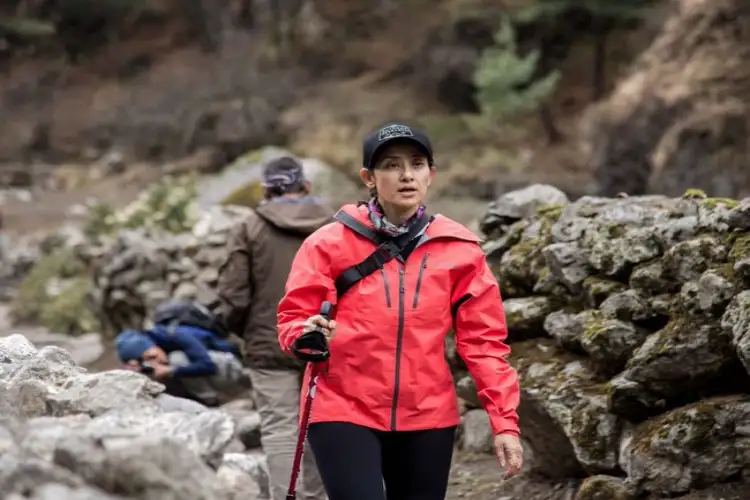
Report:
412,254,429,309
380,268,392,308
390,262,406,430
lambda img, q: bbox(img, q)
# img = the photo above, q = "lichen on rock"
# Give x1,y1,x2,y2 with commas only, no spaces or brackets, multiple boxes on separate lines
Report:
510,339,621,477
621,395,750,496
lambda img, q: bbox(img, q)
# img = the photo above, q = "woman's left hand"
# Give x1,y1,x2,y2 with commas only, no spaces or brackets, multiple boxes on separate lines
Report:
494,433,524,478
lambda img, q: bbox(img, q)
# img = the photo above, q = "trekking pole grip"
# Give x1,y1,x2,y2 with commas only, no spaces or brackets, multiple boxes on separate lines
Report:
320,301,332,320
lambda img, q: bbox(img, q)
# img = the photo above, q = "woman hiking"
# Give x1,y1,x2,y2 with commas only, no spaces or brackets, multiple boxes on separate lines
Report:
277,122,522,500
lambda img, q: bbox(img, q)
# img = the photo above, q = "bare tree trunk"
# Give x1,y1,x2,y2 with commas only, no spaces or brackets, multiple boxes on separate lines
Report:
592,18,610,100
536,39,562,144
184,0,222,52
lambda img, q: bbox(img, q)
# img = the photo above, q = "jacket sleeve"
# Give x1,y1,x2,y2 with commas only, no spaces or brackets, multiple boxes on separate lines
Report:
277,233,336,355
168,328,218,378
452,245,520,437
216,221,253,335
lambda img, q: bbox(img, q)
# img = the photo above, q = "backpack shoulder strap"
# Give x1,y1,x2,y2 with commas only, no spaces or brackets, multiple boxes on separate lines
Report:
333,210,431,298
333,210,379,243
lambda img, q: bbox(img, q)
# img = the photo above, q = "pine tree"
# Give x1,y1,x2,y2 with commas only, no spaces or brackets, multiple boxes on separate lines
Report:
514,0,647,100
474,16,561,123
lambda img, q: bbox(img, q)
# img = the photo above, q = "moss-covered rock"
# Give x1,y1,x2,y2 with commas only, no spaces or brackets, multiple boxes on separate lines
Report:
609,317,743,421
721,290,750,377
575,475,632,500
542,242,594,294
479,184,569,239
628,258,679,296
581,276,627,308
583,225,661,278
621,395,750,497
511,339,621,477
678,267,741,316
503,296,557,341
661,236,728,283
494,234,551,298
544,309,648,375
220,180,265,208
599,289,655,324
580,313,647,376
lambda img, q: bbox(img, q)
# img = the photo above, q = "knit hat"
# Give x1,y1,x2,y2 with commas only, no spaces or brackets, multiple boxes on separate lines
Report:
115,330,155,362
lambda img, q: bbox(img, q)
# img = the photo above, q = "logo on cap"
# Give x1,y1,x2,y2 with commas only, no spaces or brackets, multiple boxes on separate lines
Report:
378,124,413,142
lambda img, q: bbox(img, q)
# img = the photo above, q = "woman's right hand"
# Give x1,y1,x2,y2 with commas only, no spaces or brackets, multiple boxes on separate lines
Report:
303,314,337,342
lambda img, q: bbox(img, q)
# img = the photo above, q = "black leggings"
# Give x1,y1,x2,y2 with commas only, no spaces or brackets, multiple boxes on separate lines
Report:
307,422,456,500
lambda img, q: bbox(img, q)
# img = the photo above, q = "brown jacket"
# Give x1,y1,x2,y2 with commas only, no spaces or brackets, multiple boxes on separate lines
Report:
217,196,334,369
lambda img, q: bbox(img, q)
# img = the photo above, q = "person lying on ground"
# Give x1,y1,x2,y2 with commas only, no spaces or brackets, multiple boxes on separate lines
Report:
114,324,245,407
277,122,523,500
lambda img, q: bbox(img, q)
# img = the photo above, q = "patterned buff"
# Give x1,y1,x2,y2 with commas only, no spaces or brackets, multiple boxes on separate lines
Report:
367,198,426,237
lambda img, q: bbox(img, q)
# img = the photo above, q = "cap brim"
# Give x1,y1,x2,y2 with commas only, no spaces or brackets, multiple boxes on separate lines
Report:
367,137,432,169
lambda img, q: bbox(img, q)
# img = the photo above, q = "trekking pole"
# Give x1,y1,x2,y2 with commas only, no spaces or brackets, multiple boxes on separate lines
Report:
286,301,333,500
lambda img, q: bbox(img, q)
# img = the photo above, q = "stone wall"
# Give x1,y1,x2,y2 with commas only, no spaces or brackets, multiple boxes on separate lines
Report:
452,185,750,497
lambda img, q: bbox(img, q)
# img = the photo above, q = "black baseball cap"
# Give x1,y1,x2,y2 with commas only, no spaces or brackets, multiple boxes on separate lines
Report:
362,123,434,170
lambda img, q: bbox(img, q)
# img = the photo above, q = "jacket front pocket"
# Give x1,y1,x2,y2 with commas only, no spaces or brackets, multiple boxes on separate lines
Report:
380,268,392,308
412,254,429,309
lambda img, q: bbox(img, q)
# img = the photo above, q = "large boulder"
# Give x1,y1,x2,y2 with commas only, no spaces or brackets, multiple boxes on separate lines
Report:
0,334,269,499
197,146,363,210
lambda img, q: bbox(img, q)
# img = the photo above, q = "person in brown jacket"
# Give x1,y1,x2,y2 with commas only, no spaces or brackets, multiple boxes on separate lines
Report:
217,156,332,500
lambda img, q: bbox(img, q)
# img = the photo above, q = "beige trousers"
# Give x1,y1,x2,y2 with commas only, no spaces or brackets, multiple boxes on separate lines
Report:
249,368,326,500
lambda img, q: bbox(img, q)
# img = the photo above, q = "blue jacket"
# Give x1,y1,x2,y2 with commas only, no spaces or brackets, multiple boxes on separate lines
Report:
147,324,238,378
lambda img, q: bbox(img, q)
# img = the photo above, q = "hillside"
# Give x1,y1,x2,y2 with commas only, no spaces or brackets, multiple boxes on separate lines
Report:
0,0,668,235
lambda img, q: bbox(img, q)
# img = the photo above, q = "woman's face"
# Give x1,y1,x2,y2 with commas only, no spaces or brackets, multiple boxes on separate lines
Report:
360,143,435,213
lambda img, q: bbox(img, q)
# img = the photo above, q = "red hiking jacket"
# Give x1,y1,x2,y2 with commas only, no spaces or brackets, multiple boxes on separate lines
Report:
277,204,520,436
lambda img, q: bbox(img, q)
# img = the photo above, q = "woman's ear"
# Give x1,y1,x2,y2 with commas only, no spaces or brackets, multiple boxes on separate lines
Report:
359,168,376,190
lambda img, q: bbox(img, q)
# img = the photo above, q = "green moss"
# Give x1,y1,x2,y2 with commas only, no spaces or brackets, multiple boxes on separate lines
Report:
626,319,681,367
702,197,739,209
728,234,750,262
582,277,627,307
39,276,98,335
576,475,631,500
221,180,265,208
632,399,723,456
569,404,606,461
581,311,609,341
11,247,86,323
682,188,708,199
229,148,264,166
710,262,737,281
535,203,565,222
